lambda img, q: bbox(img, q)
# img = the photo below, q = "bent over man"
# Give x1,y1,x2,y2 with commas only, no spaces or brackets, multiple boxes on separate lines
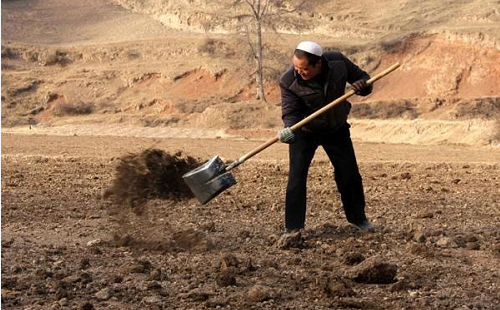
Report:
278,41,374,233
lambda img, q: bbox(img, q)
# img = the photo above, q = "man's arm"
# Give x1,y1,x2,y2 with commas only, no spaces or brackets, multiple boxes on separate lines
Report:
342,54,373,96
280,82,304,128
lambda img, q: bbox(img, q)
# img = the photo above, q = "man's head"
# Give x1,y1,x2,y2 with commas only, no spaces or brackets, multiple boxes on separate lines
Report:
293,41,323,80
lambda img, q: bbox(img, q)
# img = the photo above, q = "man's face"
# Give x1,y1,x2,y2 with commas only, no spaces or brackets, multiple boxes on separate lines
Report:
293,55,321,80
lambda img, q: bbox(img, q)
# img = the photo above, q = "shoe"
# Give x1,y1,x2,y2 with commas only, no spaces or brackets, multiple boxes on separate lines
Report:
350,220,375,233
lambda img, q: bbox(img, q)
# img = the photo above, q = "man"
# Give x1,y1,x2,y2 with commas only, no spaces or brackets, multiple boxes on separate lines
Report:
278,41,374,233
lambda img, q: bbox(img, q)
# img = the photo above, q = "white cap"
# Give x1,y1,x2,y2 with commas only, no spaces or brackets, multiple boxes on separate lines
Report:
296,41,323,57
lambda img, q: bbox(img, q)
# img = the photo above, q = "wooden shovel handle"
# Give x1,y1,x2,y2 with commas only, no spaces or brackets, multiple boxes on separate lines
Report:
226,62,401,171
291,62,400,131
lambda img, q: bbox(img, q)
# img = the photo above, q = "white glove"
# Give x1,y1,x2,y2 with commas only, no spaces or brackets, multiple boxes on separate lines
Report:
278,127,295,144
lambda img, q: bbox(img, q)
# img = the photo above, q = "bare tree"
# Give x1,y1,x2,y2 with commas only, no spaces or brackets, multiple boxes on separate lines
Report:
195,0,308,102
242,0,268,101
233,0,306,103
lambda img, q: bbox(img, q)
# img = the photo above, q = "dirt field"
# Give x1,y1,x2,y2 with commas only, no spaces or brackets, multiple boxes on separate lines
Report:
2,133,499,310
2,0,500,309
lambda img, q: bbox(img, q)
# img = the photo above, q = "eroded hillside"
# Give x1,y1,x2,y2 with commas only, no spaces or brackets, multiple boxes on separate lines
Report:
1,0,499,145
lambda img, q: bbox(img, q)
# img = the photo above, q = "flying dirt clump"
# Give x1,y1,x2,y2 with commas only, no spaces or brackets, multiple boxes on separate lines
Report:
104,148,201,215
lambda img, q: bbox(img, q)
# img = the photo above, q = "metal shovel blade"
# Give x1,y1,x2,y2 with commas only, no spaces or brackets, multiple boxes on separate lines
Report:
182,156,237,204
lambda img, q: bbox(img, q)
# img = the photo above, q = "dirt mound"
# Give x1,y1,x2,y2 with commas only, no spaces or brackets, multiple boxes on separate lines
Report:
104,148,201,215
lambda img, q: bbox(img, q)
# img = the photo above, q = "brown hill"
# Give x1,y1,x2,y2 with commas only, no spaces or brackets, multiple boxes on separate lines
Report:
1,0,499,145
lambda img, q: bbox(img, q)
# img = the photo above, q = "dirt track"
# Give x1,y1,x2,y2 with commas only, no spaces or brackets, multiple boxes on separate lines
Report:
2,133,500,309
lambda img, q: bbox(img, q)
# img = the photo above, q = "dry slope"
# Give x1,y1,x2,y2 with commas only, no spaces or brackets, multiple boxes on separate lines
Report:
1,0,499,145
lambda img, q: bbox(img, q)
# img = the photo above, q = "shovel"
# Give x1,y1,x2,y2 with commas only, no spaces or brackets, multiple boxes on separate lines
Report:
183,62,401,204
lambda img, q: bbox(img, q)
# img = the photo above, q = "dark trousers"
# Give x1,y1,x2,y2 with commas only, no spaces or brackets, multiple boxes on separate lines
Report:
285,124,367,230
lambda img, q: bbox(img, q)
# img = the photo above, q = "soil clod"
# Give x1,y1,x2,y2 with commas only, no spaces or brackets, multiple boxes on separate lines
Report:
343,252,366,266
247,284,272,302
346,256,398,284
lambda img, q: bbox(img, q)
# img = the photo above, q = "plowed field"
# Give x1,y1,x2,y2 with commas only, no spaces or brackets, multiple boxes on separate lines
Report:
2,133,499,309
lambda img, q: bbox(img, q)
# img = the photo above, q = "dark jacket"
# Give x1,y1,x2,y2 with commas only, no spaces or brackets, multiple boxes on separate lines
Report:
280,51,372,133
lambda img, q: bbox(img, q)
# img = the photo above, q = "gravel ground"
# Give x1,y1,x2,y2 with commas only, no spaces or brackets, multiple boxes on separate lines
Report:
2,133,500,310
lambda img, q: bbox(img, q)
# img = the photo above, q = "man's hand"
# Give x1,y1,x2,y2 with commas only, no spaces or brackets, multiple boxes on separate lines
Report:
351,79,369,94
278,127,295,144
